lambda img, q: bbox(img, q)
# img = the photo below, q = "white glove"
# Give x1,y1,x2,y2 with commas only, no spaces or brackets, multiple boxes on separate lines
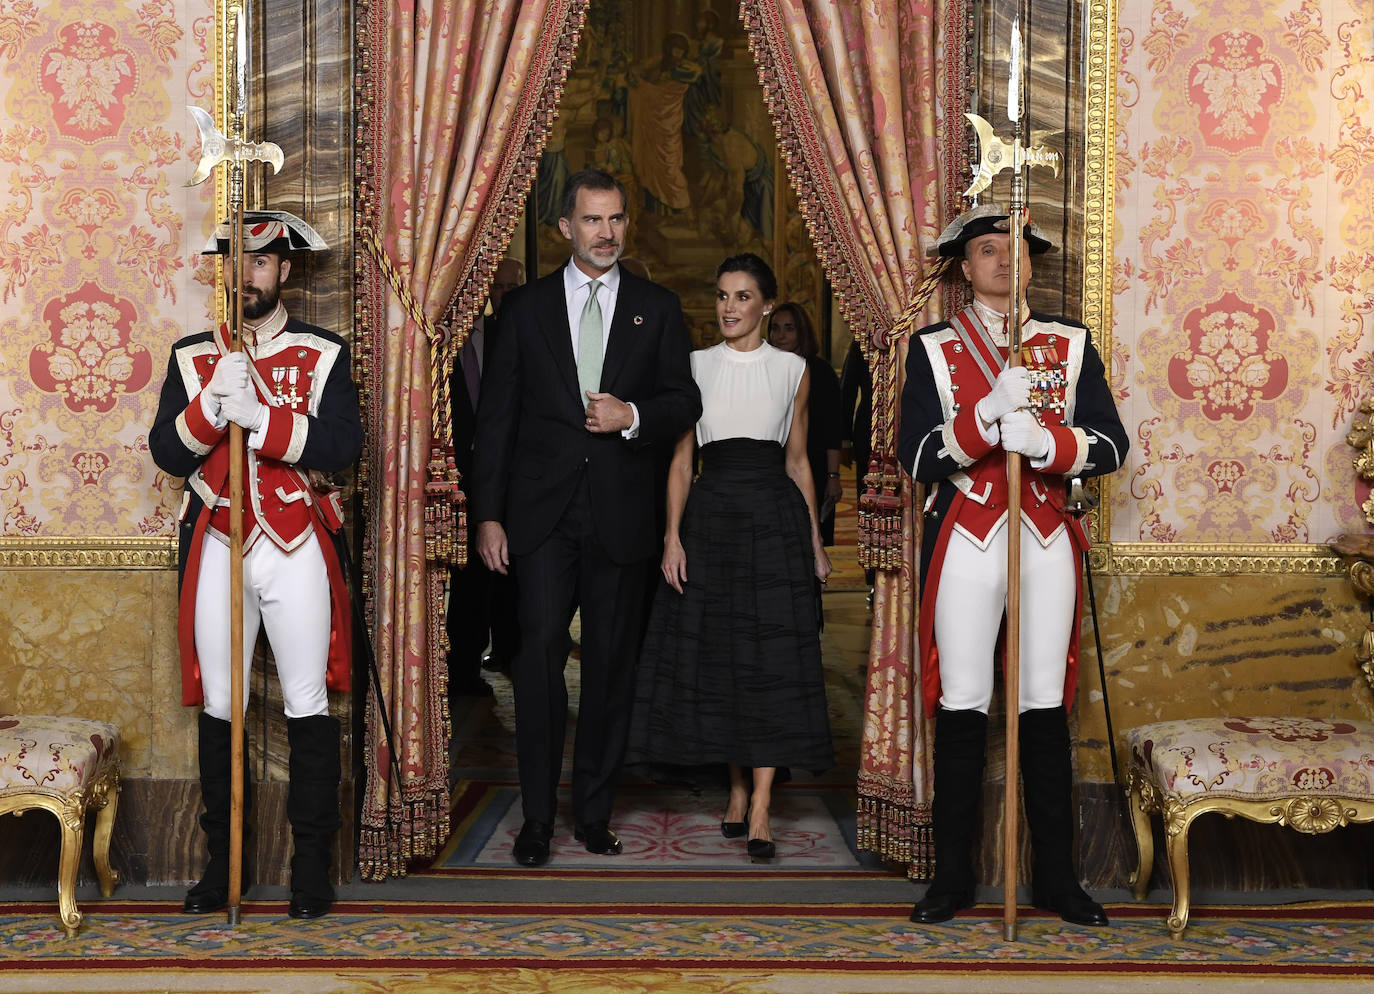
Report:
205,352,249,399
220,382,268,432
975,366,1031,424
199,352,249,423
999,409,1050,459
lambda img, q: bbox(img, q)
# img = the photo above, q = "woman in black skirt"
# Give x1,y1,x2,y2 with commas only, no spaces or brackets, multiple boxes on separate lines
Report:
627,253,834,862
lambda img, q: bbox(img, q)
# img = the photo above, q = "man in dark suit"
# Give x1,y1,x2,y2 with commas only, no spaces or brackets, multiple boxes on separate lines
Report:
471,169,701,866
447,257,525,697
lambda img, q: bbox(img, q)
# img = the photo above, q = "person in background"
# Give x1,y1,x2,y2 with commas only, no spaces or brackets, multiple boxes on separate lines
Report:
897,204,1127,927
629,254,834,864
768,303,842,547
448,257,525,694
840,336,875,600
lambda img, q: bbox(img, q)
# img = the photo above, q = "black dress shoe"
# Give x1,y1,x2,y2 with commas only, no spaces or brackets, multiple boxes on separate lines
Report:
720,820,747,839
287,892,333,920
481,652,510,675
1033,888,1109,926
909,889,974,924
450,677,495,698
182,886,229,914
573,822,623,855
512,819,553,866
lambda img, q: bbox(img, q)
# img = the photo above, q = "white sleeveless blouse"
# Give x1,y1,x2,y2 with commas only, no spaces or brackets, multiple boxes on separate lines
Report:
691,341,805,446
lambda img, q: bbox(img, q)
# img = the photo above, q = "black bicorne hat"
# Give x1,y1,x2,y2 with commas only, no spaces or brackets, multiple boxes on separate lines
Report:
930,203,1054,258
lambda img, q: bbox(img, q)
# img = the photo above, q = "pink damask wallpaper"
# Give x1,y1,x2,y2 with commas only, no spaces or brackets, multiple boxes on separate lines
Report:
1112,1,1373,546
0,0,214,539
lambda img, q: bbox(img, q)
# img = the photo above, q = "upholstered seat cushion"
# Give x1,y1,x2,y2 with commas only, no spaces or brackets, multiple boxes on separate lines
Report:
0,714,121,798
1125,716,1374,805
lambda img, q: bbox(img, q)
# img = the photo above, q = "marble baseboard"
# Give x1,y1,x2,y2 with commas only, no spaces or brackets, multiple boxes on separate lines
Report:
0,777,356,890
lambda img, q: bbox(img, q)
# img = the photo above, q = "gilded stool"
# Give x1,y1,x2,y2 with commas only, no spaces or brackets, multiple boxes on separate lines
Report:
0,714,121,936
1123,716,1374,937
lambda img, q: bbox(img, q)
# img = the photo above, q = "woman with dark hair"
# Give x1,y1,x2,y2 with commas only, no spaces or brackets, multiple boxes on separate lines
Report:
628,253,834,863
768,303,843,546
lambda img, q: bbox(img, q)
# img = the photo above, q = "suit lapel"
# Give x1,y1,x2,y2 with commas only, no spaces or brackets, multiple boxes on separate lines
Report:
536,264,582,404
600,267,639,393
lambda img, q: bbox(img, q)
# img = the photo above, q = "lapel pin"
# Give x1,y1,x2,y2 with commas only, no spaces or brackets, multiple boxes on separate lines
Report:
633,315,644,325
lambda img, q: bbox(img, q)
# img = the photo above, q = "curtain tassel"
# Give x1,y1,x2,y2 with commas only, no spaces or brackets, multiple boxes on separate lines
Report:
858,454,903,571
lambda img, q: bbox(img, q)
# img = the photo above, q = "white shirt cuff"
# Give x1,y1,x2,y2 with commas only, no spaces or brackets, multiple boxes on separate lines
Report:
620,402,641,439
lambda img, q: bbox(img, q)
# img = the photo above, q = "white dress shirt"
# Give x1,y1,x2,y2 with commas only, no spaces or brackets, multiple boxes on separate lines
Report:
562,261,639,436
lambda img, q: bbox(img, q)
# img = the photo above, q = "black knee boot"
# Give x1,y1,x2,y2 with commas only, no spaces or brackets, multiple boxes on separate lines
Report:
910,708,988,923
286,715,342,920
184,712,246,913
1020,706,1108,926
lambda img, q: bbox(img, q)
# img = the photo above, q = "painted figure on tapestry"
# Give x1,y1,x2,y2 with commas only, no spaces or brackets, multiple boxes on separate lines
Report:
627,31,700,213
897,204,1128,927
470,169,701,868
628,253,833,864
148,211,363,921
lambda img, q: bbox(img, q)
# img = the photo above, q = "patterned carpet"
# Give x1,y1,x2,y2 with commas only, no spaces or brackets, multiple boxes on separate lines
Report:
2,900,1373,992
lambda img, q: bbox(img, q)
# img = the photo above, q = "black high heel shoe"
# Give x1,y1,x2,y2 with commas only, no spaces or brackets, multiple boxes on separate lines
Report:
747,837,776,862
721,798,749,839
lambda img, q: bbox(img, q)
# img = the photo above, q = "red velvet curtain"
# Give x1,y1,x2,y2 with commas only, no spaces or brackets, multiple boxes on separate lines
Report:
354,0,590,879
741,0,969,876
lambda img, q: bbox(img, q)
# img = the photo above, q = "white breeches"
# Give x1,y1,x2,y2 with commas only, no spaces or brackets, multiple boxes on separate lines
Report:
195,532,332,720
933,521,1077,714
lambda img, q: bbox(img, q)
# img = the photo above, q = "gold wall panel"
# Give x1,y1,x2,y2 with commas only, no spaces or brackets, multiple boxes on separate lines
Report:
1075,571,1374,782
0,570,193,778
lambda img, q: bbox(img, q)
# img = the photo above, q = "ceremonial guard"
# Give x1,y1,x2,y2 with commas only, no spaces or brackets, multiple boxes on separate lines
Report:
149,211,362,919
898,204,1128,926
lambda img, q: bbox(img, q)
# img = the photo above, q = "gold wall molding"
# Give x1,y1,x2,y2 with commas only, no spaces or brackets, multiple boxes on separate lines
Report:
0,539,176,569
1102,543,1343,577
1080,2,1339,578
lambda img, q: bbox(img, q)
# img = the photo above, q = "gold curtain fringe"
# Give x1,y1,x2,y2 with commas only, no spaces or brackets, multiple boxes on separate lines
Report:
356,789,450,882
856,772,934,880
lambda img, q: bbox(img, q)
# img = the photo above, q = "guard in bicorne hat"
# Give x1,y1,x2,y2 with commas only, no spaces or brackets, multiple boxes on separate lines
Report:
149,210,361,920
897,204,1129,927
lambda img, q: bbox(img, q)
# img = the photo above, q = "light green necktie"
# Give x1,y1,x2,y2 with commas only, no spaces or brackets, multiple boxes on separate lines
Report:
577,278,604,408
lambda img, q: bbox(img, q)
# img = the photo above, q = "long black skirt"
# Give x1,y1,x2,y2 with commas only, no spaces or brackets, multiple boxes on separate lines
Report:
627,438,834,774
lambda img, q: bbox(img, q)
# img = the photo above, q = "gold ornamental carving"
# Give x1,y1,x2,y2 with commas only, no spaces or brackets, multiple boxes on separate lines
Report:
1330,393,1374,691
0,538,176,569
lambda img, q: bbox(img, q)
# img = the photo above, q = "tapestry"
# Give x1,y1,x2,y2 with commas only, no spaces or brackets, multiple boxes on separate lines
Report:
530,0,823,348
0,0,215,539
1112,0,1374,545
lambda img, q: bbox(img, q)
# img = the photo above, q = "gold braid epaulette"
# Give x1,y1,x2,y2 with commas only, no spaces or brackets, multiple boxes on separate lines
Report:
857,258,951,571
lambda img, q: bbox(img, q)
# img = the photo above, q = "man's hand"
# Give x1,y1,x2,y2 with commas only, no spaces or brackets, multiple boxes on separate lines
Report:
206,352,249,399
221,381,267,431
1000,409,1050,459
477,520,510,574
202,352,249,421
584,392,633,433
976,366,1031,425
